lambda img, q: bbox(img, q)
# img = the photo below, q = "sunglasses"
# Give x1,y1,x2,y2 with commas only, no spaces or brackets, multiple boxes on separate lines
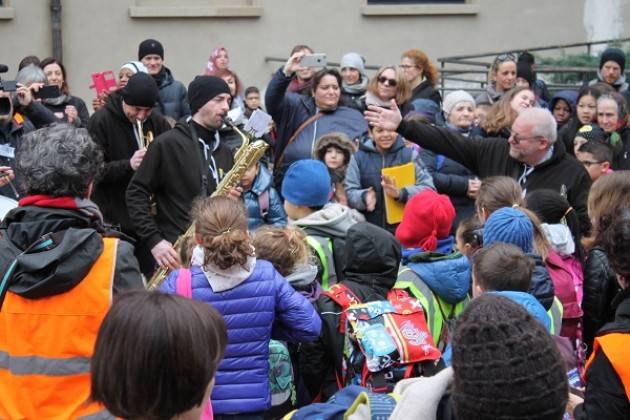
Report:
377,76,397,87
494,53,517,65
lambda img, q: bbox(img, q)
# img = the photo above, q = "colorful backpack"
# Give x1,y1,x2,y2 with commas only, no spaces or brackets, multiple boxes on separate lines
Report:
268,339,296,408
323,284,442,393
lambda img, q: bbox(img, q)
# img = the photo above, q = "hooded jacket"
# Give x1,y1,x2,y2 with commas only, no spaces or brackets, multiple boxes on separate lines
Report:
345,135,434,231
89,92,172,235
152,66,191,120
549,90,578,129
489,290,551,331
160,259,321,415
299,222,402,401
243,164,286,230
126,120,234,251
0,201,143,299
397,119,592,233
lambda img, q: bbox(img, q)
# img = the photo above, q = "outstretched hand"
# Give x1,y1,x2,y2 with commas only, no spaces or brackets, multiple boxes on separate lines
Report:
364,99,403,132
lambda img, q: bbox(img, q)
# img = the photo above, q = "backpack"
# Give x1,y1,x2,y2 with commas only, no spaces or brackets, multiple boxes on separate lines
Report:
323,284,442,393
268,339,296,409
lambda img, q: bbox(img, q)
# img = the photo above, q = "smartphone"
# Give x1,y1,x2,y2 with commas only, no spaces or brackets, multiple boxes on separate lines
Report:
34,85,61,100
300,53,327,68
91,71,117,96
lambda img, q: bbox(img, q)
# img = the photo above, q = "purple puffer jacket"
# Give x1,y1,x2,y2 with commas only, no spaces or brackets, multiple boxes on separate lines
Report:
160,259,321,415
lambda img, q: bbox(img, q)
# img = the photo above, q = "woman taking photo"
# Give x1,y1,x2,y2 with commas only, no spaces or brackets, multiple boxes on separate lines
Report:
39,57,90,128
400,48,441,106
266,51,367,186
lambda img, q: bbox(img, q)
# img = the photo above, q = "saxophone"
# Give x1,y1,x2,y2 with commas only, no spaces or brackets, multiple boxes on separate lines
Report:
146,121,268,290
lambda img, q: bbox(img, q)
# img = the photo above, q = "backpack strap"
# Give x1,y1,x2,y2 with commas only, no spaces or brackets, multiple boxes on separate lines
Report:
275,112,323,168
322,283,361,333
258,190,270,220
175,268,193,299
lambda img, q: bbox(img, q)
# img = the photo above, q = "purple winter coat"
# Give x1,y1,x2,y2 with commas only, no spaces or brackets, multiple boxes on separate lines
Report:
161,259,321,414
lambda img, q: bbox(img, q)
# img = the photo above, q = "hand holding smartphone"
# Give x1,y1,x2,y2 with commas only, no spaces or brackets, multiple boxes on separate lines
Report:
300,53,327,68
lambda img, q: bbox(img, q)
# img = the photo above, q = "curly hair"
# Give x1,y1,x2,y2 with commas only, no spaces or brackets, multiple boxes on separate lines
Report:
16,123,103,197
192,196,253,270
482,86,532,135
252,226,311,276
401,49,439,87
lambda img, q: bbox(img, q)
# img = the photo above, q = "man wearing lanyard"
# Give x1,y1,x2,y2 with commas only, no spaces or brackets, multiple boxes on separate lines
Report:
365,103,592,233
89,72,171,271
126,76,236,275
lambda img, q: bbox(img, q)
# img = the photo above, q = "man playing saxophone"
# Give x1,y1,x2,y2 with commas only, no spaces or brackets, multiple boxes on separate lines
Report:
89,72,171,272
126,76,238,275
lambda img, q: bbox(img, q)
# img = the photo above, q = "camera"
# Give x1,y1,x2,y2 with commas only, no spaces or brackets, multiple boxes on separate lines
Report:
0,64,17,92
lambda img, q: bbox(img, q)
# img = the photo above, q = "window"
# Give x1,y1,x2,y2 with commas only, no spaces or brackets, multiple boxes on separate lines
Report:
362,0,477,15
0,0,15,20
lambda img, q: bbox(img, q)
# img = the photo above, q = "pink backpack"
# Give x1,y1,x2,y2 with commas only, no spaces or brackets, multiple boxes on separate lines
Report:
175,269,214,420
545,250,584,343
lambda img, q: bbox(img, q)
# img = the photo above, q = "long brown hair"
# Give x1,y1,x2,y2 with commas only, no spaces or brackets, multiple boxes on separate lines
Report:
584,171,630,249
401,49,439,87
367,65,411,105
192,196,253,270
482,86,532,135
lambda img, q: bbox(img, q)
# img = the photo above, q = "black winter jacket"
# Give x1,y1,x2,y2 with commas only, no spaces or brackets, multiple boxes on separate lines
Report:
582,246,620,354
126,120,234,251
409,79,442,106
299,222,402,401
153,66,191,120
0,204,143,298
88,92,172,235
397,119,592,233
575,288,630,420
42,94,90,128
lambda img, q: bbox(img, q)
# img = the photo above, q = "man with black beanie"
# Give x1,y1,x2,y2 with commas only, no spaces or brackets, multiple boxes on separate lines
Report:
126,76,235,274
89,73,172,270
589,47,630,105
138,38,190,120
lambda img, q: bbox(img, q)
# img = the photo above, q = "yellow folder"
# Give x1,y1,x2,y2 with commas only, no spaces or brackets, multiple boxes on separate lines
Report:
382,162,415,225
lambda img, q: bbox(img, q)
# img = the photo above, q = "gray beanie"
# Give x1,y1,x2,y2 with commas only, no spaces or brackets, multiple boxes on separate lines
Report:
443,90,475,115
340,52,366,74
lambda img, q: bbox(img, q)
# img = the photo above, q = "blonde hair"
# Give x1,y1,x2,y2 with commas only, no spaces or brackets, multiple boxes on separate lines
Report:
584,171,630,249
192,196,253,270
252,226,311,276
482,87,532,135
367,65,411,105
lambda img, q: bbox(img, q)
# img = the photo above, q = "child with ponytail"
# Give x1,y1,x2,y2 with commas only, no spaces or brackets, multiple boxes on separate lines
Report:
160,196,321,419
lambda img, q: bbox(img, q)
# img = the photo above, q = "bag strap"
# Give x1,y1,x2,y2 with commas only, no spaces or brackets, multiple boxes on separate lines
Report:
275,112,323,168
258,190,270,219
322,283,361,333
175,268,193,299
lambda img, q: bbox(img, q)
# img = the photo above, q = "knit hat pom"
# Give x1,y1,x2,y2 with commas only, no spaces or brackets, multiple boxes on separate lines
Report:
395,189,455,251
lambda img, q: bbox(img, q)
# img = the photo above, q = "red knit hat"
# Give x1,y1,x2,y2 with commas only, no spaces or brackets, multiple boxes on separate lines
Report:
395,189,456,251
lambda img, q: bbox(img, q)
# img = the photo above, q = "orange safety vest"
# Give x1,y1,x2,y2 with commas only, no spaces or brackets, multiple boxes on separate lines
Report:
586,332,630,400
0,237,117,420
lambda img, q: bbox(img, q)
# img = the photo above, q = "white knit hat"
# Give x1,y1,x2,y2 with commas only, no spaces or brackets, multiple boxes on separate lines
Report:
443,90,475,115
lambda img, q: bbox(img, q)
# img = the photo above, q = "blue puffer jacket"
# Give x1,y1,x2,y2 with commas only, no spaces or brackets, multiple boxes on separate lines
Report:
489,290,551,331
345,135,434,231
161,259,321,414
401,238,471,305
243,165,286,230
153,66,191,120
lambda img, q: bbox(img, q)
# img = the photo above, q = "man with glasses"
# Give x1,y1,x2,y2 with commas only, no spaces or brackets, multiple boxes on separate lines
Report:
365,103,592,232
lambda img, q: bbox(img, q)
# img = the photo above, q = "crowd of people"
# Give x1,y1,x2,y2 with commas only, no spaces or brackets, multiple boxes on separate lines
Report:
0,38,629,419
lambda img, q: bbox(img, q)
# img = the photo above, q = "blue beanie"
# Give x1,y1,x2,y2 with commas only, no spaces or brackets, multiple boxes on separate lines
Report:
483,207,534,253
282,159,332,207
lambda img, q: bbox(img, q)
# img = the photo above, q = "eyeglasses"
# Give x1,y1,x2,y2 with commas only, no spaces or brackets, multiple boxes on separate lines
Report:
579,160,603,167
509,133,543,145
398,64,418,70
494,53,517,64
377,76,397,87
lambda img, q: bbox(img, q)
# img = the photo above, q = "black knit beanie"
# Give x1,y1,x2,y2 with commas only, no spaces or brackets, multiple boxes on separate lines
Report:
120,73,159,108
138,39,164,60
187,76,231,115
517,61,535,87
451,295,568,420
600,47,626,72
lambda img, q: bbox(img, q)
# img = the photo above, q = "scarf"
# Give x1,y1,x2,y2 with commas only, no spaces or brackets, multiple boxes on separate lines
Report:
342,76,368,95
18,195,104,223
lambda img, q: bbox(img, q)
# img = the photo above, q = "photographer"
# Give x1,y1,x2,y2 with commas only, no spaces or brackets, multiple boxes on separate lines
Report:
0,65,57,199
